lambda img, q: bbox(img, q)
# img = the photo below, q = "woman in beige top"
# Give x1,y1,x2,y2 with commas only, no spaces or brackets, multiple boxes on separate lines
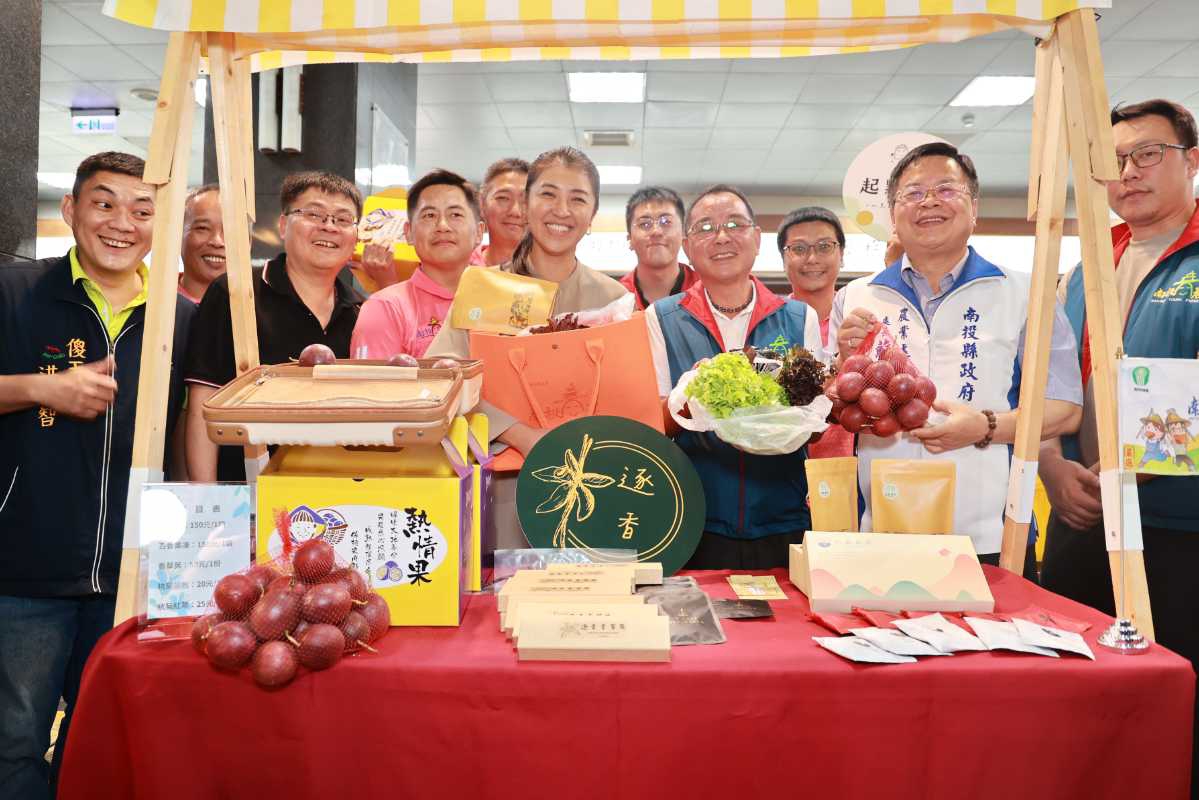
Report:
426,145,628,456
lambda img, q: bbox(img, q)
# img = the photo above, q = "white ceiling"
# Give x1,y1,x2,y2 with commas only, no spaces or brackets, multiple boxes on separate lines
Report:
38,0,204,195
36,0,1199,207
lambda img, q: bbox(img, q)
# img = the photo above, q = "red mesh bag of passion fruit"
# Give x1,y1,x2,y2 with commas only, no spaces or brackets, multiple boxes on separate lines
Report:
191,536,392,690
827,323,936,437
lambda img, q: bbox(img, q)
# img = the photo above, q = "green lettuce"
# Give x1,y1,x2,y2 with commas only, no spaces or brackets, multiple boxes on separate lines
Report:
684,353,786,419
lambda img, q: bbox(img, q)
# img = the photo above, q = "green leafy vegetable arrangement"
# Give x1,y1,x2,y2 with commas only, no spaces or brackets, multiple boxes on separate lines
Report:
683,352,786,419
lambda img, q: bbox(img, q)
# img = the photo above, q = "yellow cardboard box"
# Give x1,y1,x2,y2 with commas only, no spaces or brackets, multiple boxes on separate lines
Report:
256,418,473,626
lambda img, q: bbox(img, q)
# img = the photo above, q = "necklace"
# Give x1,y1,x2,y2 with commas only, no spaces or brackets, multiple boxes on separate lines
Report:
708,287,753,315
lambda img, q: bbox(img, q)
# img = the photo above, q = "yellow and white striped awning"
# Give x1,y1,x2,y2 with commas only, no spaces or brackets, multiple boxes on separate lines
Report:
102,0,1111,68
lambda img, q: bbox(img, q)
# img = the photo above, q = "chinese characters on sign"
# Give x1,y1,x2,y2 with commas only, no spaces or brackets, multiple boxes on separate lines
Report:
958,306,981,403
141,485,252,619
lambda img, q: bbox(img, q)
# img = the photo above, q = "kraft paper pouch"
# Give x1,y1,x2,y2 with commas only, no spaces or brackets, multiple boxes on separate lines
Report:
870,459,955,534
805,457,859,532
450,266,557,334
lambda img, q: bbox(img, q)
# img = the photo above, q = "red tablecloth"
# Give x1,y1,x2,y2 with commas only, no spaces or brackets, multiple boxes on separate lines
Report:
58,567,1194,800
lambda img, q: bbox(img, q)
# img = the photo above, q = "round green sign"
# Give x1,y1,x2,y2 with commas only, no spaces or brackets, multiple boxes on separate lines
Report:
517,416,705,576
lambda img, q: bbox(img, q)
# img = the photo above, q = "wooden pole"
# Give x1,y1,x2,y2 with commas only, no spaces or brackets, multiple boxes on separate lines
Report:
1000,36,1069,575
114,32,201,625
1057,9,1154,638
208,34,269,479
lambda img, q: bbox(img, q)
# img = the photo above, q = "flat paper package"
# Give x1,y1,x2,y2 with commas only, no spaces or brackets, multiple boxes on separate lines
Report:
790,531,994,614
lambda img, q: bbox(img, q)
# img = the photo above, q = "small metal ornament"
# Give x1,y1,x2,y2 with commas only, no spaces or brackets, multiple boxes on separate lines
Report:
1097,618,1150,655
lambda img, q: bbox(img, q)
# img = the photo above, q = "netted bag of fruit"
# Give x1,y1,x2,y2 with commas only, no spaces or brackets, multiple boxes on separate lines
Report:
828,323,936,438
192,539,392,688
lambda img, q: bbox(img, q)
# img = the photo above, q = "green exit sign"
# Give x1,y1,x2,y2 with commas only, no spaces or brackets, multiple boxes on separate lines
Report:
70,109,118,135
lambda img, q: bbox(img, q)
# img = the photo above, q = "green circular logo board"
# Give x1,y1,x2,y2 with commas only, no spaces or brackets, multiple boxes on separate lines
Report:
517,416,705,576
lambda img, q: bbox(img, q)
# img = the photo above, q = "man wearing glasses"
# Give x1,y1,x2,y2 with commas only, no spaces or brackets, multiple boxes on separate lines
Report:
778,206,852,457
620,186,697,309
644,184,818,569
831,143,1082,567
1041,100,1199,753
183,171,364,481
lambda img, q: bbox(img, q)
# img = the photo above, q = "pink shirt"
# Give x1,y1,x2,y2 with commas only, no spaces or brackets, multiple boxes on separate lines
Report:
350,267,455,360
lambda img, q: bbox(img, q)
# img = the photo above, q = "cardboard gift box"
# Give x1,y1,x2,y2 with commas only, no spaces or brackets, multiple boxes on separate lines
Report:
790,531,994,614
255,417,475,626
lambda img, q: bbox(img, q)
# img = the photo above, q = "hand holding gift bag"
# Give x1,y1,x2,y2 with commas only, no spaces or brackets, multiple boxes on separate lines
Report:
470,313,664,471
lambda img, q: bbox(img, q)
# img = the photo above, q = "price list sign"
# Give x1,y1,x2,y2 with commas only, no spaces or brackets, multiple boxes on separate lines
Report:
140,484,253,619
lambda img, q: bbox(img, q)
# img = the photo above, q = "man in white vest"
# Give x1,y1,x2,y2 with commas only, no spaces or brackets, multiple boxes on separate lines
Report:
829,142,1083,567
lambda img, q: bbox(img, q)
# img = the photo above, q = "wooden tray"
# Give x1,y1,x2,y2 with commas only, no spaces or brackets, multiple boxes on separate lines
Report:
202,360,465,447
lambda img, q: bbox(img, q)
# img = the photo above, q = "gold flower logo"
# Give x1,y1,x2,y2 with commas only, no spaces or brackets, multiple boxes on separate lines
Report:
531,434,615,547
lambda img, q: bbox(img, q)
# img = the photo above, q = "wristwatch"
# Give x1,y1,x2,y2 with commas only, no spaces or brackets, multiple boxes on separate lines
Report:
975,409,997,449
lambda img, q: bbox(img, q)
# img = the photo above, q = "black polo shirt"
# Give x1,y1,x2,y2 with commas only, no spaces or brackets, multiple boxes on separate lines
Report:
185,253,362,481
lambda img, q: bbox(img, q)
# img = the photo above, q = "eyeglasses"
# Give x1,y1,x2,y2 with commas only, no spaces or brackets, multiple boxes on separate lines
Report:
634,214,677,233
782,239,839,259
688,216,755,239
286,208,358,229
1116,142,1190,172
894,183,971,206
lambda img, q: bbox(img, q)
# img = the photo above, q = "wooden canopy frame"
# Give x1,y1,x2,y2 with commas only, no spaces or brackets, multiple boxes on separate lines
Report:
115,8,1152,640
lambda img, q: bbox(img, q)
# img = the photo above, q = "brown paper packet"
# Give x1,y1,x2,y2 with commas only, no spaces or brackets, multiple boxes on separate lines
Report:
870,459,955,534
805,457,859,532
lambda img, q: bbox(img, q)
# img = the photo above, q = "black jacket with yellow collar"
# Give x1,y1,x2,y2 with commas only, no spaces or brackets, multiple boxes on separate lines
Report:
0,253,193,597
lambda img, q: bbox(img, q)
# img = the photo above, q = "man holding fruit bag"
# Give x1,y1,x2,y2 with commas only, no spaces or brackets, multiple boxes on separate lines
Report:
829,142,1083,565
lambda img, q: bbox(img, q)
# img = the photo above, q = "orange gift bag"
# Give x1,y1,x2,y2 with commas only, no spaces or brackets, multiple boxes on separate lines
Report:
469,316,664,470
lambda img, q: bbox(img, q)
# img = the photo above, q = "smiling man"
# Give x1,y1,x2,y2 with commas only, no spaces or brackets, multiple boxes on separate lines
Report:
351,169,483,359
643,184,819,569
0,151,193,800
471,157,529,267
184,170,364,482
1038,100,1199,784
620,186,697,309
831,142,1082,565
177,184,226,304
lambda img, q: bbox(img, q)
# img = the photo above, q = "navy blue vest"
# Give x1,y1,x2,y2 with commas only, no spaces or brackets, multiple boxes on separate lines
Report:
655,293,812,539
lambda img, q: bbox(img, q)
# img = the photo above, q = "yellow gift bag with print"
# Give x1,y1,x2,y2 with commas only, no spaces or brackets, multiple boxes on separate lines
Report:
450,266,557,335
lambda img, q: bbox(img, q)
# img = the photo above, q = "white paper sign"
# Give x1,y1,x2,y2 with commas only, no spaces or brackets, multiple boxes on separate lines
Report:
140,484,253,619
841,132,949,241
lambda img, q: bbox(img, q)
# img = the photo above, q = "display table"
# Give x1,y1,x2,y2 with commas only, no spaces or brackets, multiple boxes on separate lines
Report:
58,567,1194,799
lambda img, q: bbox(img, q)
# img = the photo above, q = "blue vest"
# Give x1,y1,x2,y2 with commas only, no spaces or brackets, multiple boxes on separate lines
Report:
1060,233,1199,531
654,294,812,539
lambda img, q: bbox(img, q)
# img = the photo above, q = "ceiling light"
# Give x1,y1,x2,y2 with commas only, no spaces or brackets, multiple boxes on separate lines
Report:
598,165,642,185
130,87,159,102
950,76,1036,107
568,72,645,104
38,172,75,189
584,130,635,147
194,77,208,107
